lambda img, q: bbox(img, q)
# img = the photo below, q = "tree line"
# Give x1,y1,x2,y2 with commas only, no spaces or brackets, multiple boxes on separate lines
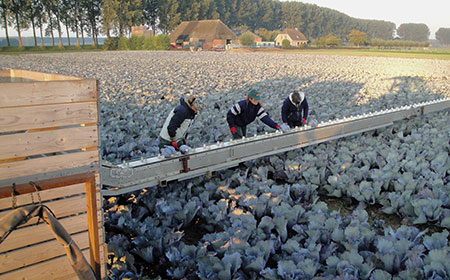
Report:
1,0,101,48
1,0,449,48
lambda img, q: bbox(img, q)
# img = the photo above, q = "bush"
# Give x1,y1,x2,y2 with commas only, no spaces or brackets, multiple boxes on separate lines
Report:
239,31,255,46
118,37,129,50
128,36,144,50
104,37,119,50
324,34,341,46
368,38,430,49
143,36,156,50
282,39,291,49
155,35,170,50
64,45,82,50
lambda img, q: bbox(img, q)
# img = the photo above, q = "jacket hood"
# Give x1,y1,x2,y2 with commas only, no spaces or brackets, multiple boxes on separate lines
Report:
180,97,196,114
289,91,305,105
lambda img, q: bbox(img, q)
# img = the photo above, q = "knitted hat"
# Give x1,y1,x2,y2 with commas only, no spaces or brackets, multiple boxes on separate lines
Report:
187,96,203,112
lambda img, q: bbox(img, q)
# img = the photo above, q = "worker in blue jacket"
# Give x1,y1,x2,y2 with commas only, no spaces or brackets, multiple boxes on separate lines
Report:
227,89,280,139
159,96,203,154
281,91,308,128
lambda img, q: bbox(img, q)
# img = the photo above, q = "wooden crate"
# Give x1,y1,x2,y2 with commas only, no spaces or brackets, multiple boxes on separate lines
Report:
0,69,105,279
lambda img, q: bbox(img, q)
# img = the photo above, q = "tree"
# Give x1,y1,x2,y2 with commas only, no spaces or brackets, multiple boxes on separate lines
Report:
158,0,180,34
60,0,74,46
256,28,279,41
28,0,46,47
83,0,101,45
43,0,56,46
281,38,290,48
236,25,249,33
101,0,117,39
318,34,341,46
51,0,64,47
73,0,87,45
325,34,341,46
347,29,366,46
0,0,11,47
239,31,255,46
397,23,430,42
114,0,143,38
70,0,82,47
26,0,37,46
198,0,218,20
9,0,29,48
142,0,158,31
236,0,258,30
435,28,450,46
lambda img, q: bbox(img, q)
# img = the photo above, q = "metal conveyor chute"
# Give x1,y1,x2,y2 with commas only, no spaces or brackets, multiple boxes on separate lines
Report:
101,98,450,196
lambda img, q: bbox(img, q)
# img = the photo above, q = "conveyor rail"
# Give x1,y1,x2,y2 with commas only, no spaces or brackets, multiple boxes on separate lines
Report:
101,98,450,196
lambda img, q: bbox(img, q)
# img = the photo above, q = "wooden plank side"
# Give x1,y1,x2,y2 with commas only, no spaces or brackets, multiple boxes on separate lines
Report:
0,195,87,227
0,150,99,181
0,126,98,159
10,69,81,81
0,183,85,211
0,79,97,108
86,178,101,279
0,172,96,198
0,70,11,77
0,213,89,253
0,102,98,133
0,231,89,273
0,248,91,280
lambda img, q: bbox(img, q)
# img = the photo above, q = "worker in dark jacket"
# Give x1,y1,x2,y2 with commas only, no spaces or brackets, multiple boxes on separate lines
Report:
159,96,202,154
227,89,280,139
281,91,308,128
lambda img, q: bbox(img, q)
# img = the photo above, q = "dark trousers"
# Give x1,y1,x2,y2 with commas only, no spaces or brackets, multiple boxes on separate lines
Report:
288,120,303,128
232,125,246,140
159,137,186,149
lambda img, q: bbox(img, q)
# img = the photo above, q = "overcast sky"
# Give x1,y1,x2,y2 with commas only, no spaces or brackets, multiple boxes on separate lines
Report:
2,0,449,39
295,0,450,39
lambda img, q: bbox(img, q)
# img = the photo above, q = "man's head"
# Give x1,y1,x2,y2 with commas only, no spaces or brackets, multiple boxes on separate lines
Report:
291,91,305,105
248,89,261,105
187,96,203,113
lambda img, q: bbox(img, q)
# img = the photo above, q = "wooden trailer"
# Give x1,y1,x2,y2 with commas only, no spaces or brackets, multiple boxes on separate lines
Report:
0,69,105,279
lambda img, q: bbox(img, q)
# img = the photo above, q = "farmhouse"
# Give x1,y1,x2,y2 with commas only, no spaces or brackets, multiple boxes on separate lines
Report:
169,19,237,49
249,32,262,43
275,28,308,47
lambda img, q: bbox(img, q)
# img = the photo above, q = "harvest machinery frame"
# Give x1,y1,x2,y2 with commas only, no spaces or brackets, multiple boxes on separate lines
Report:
101,98,450,196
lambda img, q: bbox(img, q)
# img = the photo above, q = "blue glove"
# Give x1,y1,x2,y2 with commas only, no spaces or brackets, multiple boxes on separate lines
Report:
179,145,191,154
161,146,176,158
280,123,290,132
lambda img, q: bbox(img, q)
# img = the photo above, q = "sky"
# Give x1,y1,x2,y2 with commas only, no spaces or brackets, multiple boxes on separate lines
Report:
2,0,450,39
296,0,450,39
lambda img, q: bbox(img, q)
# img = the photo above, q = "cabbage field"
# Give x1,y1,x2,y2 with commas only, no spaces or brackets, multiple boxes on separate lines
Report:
1,51,449,279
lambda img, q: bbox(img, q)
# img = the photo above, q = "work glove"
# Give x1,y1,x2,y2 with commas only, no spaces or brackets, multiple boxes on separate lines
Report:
179,145,191,154
171,141,178,150
161,146,176,158
280,123,290,132
309,119,318,127
230,127,236,134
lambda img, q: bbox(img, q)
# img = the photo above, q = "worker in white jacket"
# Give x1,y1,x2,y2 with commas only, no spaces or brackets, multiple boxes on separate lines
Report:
159,96,203,156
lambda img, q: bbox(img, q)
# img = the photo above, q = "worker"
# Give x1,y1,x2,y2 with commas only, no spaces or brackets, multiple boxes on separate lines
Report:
159,95,203,156
227,89,282,139
281,90,309,128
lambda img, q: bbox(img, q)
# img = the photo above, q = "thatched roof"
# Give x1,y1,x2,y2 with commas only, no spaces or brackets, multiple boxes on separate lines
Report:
169,19,237,43
281,28,307,41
